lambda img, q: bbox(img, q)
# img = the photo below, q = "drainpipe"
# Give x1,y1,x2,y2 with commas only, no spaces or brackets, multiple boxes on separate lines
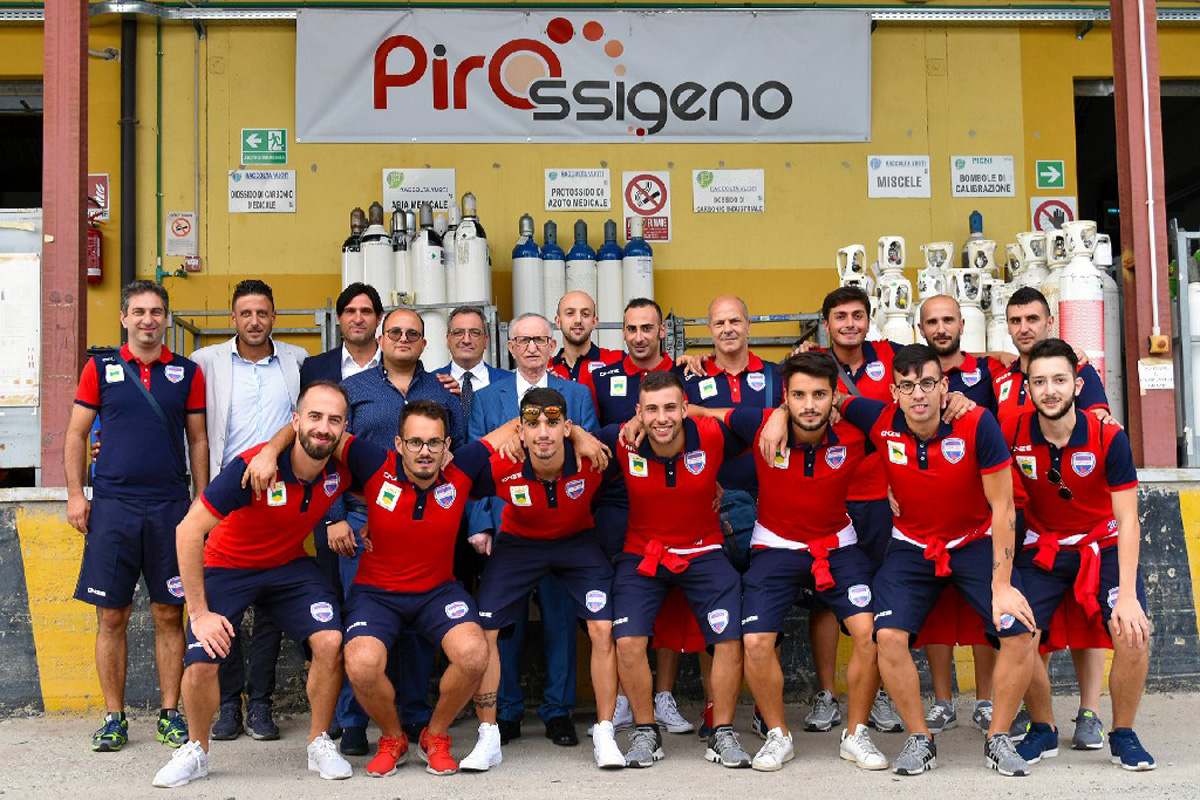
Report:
119,15,136,298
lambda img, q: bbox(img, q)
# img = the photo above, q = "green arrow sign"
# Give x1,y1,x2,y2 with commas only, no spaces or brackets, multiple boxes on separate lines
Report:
1035,159,1065,190
242,128,287,165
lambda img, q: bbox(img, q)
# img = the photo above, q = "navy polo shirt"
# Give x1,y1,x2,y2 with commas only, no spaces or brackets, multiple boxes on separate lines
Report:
944,352,1002,415
582,353,676,427
75,344,205,501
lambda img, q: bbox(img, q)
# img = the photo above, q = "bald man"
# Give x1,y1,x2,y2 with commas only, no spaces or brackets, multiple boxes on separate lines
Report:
550,291,623,382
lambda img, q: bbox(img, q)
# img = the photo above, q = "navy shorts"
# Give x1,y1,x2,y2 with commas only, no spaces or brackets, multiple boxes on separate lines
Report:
742,546,876,634
344,581,480,649
593,503,629,562
846,499,893,573
872,537,1032,644
1016,543,1148,636
184,557,340,666
476,530,614,630
612,551,742,646
74,495,191,608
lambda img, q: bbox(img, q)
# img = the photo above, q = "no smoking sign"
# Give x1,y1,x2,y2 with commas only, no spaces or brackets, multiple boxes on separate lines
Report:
622,171,672,242
166,211,198,257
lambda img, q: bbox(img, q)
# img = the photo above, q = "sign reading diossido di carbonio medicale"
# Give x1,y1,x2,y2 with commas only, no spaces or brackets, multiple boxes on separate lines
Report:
295,9,870,144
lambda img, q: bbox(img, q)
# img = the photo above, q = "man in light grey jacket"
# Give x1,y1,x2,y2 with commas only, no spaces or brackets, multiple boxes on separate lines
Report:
190,279,308,743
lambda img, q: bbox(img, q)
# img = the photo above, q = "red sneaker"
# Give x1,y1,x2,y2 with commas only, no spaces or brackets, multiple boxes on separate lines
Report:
419,727,458,776
366,733,409,777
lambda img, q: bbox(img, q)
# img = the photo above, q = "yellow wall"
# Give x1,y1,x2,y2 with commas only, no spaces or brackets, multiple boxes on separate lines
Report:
5,14,1200,356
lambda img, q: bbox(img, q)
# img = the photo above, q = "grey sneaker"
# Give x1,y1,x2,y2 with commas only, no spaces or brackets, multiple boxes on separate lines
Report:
925,701,957,734
869,690,905,733
654,691,694,734
804,690,841,732
972,700,994,731
1008,705,1031,742
624,725,664,768
986,732,1031,777
1071,709,1105,750
705,725,751,768
892,733,937,775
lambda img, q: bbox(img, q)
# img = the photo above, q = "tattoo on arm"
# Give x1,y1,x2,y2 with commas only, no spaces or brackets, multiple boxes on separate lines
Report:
1004,545,1014,562
993,559,1001,572
473,691,497,709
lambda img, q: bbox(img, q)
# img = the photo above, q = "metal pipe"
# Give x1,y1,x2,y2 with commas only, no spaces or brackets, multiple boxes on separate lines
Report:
1137,0,1162,336
119,15,136,303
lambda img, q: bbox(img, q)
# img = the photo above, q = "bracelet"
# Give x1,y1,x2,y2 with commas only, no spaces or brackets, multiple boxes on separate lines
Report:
189,610,210,623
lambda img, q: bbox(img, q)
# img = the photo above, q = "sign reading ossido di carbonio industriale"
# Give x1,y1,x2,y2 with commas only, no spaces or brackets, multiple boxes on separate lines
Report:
295,9,870,144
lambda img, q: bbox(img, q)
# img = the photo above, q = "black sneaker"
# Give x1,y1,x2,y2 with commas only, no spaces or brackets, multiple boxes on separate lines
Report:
497,718,522,745
210,702,243,741
246,702,280,741
339,725,369,756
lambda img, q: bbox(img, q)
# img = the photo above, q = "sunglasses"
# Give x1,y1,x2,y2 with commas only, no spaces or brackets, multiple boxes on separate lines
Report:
385,327,423,342
521,405,565,424
1046,464,1074,501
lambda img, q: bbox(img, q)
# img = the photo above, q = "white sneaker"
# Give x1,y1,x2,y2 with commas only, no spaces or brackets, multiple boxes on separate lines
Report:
654,691,694,734
152,740,210,788
840,724,888,770
751,727,795,772
459,723,503,772
613,695,634,731
307,732,352,780
592,720,626,769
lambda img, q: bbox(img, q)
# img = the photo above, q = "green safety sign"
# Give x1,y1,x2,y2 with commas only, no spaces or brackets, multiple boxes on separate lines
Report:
1035,160,1065,190
242,128,287,164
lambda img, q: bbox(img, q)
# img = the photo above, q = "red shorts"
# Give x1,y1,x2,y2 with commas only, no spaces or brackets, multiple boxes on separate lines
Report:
650,586,708,653
914,585,989,648
1039,591,1112,653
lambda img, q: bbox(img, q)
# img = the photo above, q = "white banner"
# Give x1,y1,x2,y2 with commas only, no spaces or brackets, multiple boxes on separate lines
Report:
296,9,871,143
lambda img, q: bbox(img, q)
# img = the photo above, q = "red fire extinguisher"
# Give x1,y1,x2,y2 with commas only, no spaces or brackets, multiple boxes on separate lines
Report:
86,203,103,285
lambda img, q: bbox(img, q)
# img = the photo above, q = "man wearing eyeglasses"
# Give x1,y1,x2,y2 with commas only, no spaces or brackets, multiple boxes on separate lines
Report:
466,312,598,749
432,306,508,417
832,344,1037,777
1002,338,1154,772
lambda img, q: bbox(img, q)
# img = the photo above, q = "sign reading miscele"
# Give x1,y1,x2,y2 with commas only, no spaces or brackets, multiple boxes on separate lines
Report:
950,155,1015,197
382,168,456,213
693,169,765,213
228,170,296,213
295,9,870,144
867,156,930,199
546,169,611,211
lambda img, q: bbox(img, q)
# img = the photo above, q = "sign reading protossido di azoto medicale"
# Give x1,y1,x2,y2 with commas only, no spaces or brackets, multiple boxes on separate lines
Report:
295,9,870,144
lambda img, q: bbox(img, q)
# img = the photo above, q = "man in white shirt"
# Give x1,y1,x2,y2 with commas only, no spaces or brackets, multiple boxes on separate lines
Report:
433,306,509,419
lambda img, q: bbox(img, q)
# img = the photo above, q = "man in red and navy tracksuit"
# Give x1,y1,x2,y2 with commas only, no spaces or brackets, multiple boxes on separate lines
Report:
1002,338,1154,772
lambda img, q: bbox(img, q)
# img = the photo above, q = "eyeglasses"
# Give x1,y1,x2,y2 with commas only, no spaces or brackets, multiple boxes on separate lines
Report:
895,377,940,395
511,335,553,348
385,327,423,342
521,405,564,425
1046,465,1074,501
402,437,445,454
450,328,486,340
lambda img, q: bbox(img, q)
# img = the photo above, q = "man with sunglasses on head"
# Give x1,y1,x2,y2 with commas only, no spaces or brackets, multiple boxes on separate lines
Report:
1002,339,1154,772
466,313,598,748
459,388,623,772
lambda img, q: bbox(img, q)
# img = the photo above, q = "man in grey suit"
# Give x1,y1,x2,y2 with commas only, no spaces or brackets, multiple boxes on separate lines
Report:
467,313,598,748
189,279,309,743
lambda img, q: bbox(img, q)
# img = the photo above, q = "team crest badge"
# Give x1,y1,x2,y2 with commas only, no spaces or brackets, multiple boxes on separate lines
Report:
772,449,790,469
941,438,966,464
310,602,335,623
747,372,766,392
998,613,1016,630
1016,456,1037,480
1071,452,1096,477
267,481,287,507
698,377,718,400
565,478,586,500
376,481,401,512
1108,587,1120,608
961,368,981,387
323,472,341,498
629,454,649,477
164,364,185,383
707,609,729,634
847,584,872,608
825,446,847,469
435,483,457,509
887,440,907,465
444,601,469,620
166,576,185,598
611,375,627,397
684,450,707,475
585,590,607,612
865,361,885,382
510,485,532,506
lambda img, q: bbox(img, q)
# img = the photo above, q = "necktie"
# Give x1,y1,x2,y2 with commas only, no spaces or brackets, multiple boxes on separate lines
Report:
460,371,474,419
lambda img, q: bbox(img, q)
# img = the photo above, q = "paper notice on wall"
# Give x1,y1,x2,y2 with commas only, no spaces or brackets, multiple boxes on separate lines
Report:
381,168,456,213
0,253,40,406
228,170,296,213
545,169,611,211
1137,359,1175,393
692,169,765,213
867,155,931,199
165,212,198,256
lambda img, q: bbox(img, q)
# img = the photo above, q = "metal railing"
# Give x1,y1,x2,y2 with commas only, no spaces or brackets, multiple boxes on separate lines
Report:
1169,220,1200,467
664,311,826,360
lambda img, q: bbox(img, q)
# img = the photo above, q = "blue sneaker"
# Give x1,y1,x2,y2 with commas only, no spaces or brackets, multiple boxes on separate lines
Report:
1109,728,1156,771
1015,722,1058,764
156,711,189,748
750,707,768,741
246,702,280,741
92,713,128,752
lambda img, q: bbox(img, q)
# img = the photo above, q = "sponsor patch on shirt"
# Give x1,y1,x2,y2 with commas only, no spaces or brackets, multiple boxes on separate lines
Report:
323,472,341,498
435,483,457,509
747,372,766,392
510,485,532,506
164,364,185,384
941,437,966,465
865,361,885,382
847,583,872,608
825,446,846,469
105,363,125,383
707,608,729,634
445,601,469,620
565,478,586,500
611,375,627,397
772,448,790,469
585,590,607,613
629,453,649,477
376,481,401,512
166,576,185,598
887,440,908,465
310,602,335,622
998,380,1013,402
698,377,718,400
1071,451,1096,477
684,450,707,475
267,481,288,507
1016,455,1037,480
961,368,981,387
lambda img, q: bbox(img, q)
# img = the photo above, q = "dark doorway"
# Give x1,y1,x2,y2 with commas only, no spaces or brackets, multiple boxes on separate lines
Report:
0,81,42,208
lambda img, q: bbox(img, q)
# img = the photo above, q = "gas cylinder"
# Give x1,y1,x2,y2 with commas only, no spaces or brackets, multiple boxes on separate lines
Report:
411,202,449,368
454,193,491,304
341,207,366,289
1058,220,1106,389
566,219,598,301
542,221,567,325
949,267,987,352
1041,228,1070,336
361,201,395,303
622,215,655,303
511,213,543,320
596,220,624,350
1094,233,1124,424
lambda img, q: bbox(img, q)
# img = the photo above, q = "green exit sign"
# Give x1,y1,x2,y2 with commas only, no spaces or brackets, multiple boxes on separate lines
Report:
242,128,287,164
1035,159,1065,190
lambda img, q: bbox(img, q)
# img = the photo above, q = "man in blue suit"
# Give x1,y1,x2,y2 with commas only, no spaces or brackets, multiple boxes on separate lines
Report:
467,312,598,748
431,306,509,422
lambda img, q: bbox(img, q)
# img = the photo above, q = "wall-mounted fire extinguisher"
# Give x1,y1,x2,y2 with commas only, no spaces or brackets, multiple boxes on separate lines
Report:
86,203,103,285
